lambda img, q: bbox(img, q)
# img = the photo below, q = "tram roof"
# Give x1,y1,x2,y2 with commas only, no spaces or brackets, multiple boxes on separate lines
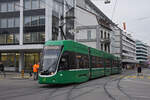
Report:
45,40,119,60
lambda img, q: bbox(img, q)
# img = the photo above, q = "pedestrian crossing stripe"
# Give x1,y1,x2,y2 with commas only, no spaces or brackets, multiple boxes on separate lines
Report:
148,77,150,79
124,75,150,79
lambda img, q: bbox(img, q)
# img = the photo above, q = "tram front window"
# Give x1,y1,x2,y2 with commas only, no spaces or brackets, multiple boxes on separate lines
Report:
41,46,62,75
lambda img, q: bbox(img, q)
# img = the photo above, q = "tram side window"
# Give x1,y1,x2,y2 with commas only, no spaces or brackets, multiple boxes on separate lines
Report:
91,56,96,68
111,60,114,68
96,57,103,68
114,60,119,67
59,52,69,70
115,60,118,67
76,54,89,69
114,60,117,67
96,57,99,68
117,60,120,67
84,55,89,68
69,52,77,69
105,59,111,68
59,51,77,70
76,54,82,69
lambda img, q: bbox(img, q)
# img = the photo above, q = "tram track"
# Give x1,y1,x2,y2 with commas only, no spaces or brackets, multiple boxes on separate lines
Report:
0,71,137,100
104,71,135,100
65,77,115,100
0,84,58,100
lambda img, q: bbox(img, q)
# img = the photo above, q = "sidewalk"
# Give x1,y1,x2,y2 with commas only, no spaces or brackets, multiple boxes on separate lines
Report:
0,72,33,80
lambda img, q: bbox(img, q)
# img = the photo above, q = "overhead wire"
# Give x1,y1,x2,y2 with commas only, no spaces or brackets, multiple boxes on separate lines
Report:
111,0,118,20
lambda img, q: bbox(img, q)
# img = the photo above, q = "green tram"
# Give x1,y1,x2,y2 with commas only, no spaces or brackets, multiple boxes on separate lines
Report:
39,40,121,84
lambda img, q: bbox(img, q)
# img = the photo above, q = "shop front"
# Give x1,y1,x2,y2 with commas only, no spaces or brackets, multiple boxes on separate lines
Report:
0,52,41,72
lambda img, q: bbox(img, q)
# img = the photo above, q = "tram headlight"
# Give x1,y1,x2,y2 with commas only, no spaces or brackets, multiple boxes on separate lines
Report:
50,72,54,75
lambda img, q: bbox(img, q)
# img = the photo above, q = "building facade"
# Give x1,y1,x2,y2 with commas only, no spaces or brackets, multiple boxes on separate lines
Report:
113,27,137,68
112,27,122,58
147,45,150,60
122,32,137,67
0,0,75,72
75,0,115,53
136,40,148,63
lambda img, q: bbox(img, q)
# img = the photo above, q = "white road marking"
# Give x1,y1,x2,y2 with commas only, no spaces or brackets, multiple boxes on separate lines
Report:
133,95,150,99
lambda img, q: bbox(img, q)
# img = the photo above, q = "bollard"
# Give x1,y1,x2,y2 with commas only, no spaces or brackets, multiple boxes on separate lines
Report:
21,70,24,78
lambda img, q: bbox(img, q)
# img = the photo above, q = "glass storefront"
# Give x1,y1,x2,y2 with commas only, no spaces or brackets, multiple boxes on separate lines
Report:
0,52,41,72
1,53,19,71
24,53,41,72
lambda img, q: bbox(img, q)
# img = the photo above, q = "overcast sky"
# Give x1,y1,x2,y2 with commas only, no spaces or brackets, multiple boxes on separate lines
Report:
92,0,150,45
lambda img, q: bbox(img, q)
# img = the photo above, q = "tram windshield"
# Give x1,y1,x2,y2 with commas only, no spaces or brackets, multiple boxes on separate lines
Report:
41,46,62,75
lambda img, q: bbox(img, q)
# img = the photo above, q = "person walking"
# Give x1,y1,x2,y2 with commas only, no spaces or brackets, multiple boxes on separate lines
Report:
137,64,142,76
122,65,125,72
32,63,39,80
0,61,6,78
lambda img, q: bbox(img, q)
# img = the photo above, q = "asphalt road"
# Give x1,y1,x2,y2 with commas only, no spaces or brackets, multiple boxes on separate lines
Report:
0,69,150,100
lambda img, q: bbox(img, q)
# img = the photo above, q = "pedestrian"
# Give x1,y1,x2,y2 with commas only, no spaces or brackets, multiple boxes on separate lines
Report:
122,65,125,72
137,64,142,76
0,61,6,78
32,62,39,80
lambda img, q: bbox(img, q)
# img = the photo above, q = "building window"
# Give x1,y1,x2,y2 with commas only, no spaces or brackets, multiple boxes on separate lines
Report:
40,0,45,8
8,2,14,12
24,33,31,43
24,16,31,26
14,34,19,43
8,18,14,28
7,34,14,44
108,33,110,39
0,3,7,12
108,45,110,53
1,19,7,28
101,30,103,39
14,17,20,27
101,44,103,50
104,44,107,52
0,34,6,44
24,0,31,10
31,16,39,26
14,1,20,11
32,0,39,9
39,15,45,25
31,32,38,42
39,32,45,42
87,30,91,40
104,32,106,39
